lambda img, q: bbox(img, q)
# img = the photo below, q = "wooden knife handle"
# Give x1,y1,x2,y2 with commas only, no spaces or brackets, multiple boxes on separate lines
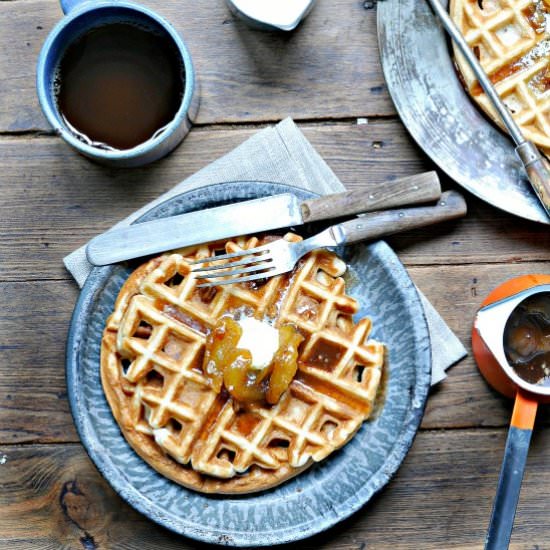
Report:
338,190,467,244
300,171,441,223
516,143,550,219
525,156,550,215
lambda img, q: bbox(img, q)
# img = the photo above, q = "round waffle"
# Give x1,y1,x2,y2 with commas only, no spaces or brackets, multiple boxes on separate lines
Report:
450,0,550,156
101,234,385,494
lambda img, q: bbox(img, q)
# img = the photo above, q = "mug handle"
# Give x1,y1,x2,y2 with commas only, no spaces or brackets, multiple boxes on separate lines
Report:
60,0,89,15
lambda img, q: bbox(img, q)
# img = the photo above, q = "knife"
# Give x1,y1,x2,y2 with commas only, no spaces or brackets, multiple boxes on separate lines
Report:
86,171,441,266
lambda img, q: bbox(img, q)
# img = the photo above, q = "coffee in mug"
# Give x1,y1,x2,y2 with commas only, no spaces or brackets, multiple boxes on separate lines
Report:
55,22,185,151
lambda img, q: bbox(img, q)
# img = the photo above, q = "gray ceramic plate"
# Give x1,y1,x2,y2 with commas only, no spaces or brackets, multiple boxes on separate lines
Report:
66,181,431,546
377,0,549,224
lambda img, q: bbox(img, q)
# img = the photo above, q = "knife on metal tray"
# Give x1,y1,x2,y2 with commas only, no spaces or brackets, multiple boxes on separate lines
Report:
86,171,441,266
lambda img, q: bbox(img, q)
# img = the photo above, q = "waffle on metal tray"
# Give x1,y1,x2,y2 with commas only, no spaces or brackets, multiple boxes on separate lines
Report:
101,233,385,494
450,0,550,156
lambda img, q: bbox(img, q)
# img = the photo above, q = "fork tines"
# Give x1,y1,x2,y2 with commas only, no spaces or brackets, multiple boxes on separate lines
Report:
190,246,276,287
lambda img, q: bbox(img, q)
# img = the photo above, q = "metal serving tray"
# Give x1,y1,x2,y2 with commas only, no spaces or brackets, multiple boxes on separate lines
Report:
377,0,549,224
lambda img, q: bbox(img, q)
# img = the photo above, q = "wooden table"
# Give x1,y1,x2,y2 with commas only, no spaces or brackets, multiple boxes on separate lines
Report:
1,1,549,548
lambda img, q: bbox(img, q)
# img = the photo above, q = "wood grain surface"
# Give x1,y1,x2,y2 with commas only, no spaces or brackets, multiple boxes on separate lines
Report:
1,0,550,547
0,0,393,132
1,125,549,282
1,431,549,549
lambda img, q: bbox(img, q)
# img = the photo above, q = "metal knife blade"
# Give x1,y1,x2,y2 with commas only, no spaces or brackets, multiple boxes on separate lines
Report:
86,194,303,266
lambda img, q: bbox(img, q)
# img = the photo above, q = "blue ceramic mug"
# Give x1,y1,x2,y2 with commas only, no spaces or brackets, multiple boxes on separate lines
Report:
37,0,199,167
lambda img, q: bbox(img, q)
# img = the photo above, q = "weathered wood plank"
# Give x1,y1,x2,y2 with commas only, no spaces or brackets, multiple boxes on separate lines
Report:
0,0,392,133
1,124,550,282
1,431,549,548
0,281,79,444
2,262,550,444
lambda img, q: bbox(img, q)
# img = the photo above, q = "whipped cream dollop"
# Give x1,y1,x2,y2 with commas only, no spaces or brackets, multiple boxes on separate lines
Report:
237,317,279,369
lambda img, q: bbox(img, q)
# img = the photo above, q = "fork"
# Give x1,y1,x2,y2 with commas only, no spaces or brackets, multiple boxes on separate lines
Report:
190,190,466,287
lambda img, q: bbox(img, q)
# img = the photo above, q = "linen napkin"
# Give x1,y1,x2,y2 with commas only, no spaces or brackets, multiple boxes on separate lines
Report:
64,117,466,384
